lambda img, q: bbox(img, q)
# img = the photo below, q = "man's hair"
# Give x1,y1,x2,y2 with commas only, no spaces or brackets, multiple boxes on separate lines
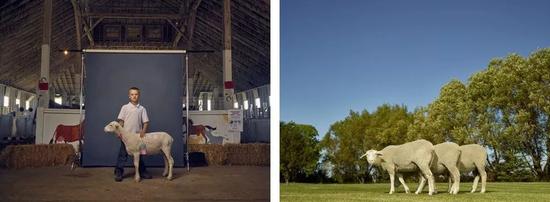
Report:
129,87,140,92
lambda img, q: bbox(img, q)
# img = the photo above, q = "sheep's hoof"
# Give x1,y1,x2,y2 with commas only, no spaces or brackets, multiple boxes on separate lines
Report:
167,176,173,181
135,177,141,182
480,190,486,194
415,192,420,195
162,173,168,177
470,190,475,193
405,190,410,194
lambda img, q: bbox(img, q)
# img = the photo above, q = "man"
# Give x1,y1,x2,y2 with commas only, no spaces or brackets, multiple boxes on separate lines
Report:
114,87,152,182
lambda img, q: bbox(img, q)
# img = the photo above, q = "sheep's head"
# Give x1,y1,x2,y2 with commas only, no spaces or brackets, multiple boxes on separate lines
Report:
104,121,121,133
361,150,383,165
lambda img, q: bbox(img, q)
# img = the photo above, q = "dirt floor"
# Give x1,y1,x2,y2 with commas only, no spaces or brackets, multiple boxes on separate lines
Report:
0,166,270,201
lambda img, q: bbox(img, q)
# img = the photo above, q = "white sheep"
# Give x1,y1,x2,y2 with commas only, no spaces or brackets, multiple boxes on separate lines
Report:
416,143,488,193
458,144,487,193
361,139,436,195
414,142,461,194
104,121,174,182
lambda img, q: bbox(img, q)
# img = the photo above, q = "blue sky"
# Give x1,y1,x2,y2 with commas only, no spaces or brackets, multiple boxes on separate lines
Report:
281,0,550,137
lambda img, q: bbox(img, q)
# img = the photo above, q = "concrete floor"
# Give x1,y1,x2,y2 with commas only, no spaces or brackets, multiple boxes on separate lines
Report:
0,166,270,201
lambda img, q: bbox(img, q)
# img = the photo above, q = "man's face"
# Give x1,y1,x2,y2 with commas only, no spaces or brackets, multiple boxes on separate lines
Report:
129,89,140,103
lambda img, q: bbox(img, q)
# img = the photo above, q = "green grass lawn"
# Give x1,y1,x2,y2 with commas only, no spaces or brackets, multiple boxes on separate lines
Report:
281,182,550,201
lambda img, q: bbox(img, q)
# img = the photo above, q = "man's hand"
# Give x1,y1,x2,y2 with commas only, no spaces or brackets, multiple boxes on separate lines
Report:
141,122,149,138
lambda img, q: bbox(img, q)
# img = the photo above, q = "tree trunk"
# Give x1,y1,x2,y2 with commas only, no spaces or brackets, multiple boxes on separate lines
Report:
532,157,544,180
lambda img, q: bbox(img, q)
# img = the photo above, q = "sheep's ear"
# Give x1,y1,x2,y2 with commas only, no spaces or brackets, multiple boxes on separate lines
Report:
375,151,383,157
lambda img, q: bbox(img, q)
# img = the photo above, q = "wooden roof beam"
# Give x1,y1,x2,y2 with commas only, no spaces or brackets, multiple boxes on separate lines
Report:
71,0,82,50
172,0,202,48
82,12,181,19
71,0,94,47
185,0,202,49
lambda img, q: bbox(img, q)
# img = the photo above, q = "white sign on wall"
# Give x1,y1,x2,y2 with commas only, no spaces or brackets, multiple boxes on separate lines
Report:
228,109,243,132
187,110,241,145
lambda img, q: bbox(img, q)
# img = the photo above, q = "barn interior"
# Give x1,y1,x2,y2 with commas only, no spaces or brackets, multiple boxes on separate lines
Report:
0,0,270,200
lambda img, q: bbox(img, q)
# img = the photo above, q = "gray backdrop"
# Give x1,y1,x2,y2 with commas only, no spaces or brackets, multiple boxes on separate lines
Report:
82,52,185,167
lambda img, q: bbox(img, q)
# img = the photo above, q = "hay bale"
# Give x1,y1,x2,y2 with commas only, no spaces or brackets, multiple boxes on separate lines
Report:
226,143,269,166
0,144,75,169
188,144,226,165
188,143,269,166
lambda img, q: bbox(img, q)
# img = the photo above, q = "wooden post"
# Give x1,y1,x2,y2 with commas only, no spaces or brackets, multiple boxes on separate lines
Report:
38,0,52,108
223,0,234,110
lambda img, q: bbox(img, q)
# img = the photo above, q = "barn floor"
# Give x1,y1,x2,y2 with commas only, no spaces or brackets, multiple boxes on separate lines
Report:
0,166,270,201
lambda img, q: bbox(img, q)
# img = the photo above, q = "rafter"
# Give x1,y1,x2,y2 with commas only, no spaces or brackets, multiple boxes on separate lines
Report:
82,12,181,19
1,0,270,97
172,0,202,48
71,0,94,47
70,0,82,58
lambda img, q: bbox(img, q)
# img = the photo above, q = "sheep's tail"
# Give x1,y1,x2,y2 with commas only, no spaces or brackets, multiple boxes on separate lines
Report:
205,126,216,130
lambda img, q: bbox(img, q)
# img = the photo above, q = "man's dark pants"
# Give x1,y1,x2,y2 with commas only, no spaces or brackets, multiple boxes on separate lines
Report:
115,140,147,175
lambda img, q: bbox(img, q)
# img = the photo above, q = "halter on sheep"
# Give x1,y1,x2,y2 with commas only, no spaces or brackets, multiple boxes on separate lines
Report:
104,121,174,182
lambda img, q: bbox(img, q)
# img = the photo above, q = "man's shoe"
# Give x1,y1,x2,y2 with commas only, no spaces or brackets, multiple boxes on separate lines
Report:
140,171,152,179
114,169,124,182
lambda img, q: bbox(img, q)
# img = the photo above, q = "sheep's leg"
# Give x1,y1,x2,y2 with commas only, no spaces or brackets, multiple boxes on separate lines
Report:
162,146,174,180
415,174,426,194
480,174,487,193
471,175,479,193
167,153,174,180
397,173,410,193
448,176,452,193
419,164,435,195
426,172,437,195
476,163,487,193
449,166,461,194
388,172,395,194
162,151,169,177
133,154,141,182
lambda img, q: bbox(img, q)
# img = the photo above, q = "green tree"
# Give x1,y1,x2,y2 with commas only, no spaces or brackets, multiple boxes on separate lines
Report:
280,121,320,183
320,104,413,183
423,49,550,181
320,110,372,183
428,80,474,144
467,52,550,180
407,106,434,142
